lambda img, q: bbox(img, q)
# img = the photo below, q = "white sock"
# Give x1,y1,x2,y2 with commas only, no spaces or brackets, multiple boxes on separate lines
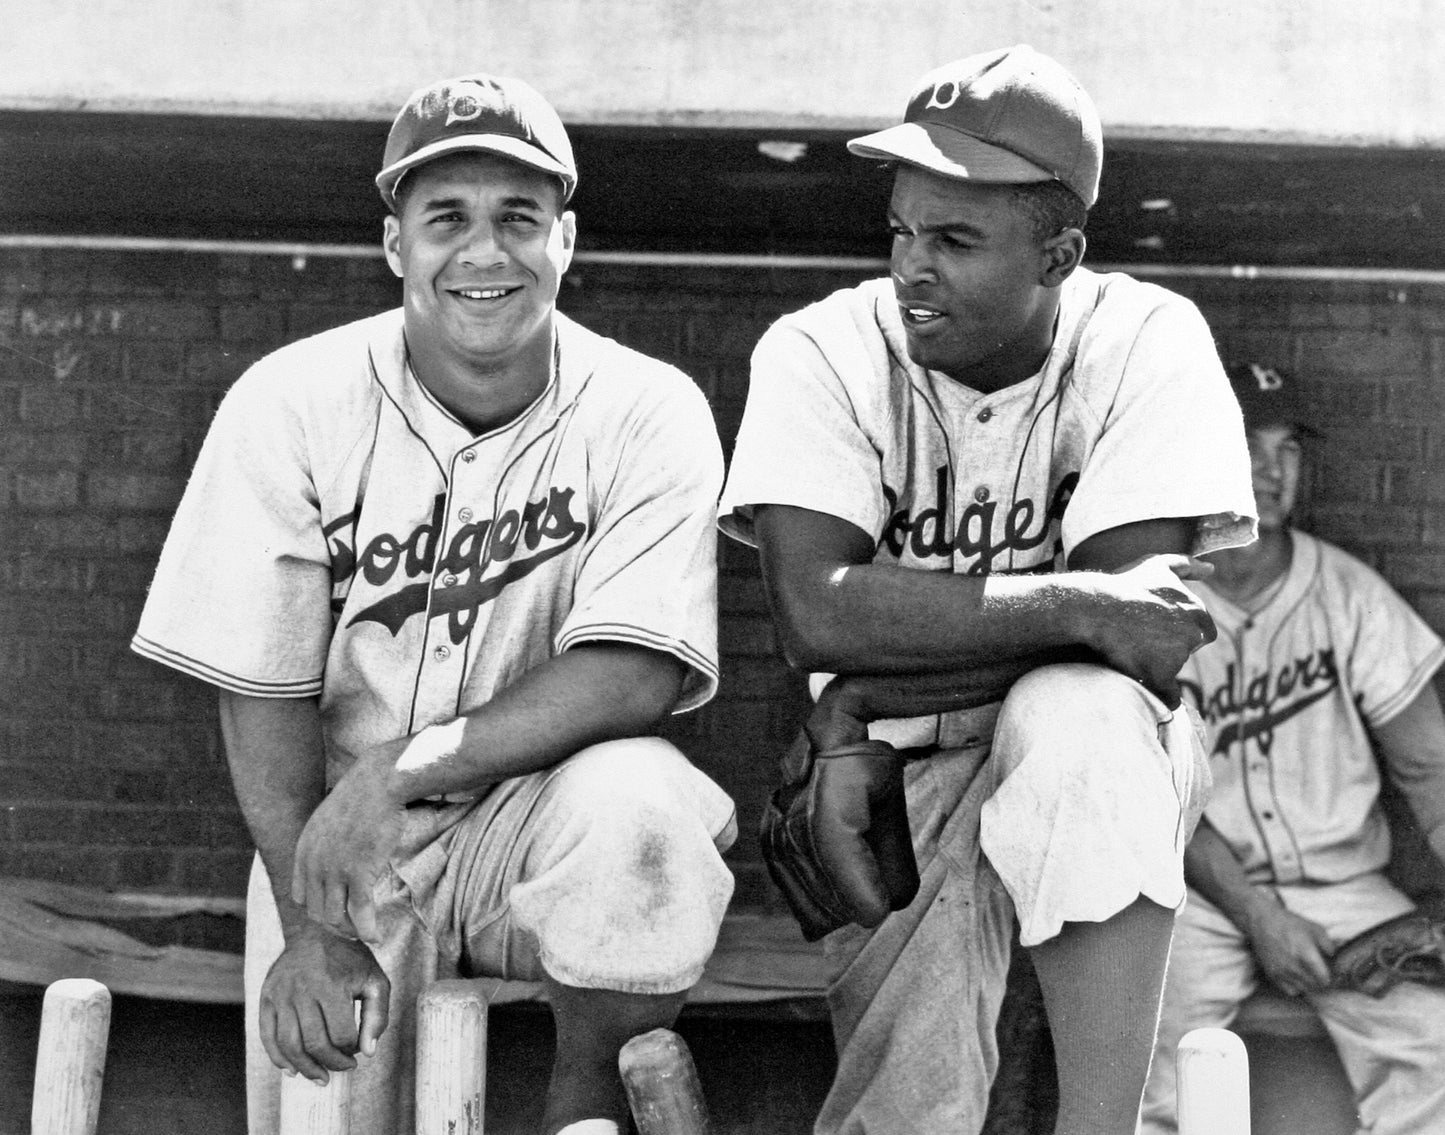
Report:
554,1122,620,1135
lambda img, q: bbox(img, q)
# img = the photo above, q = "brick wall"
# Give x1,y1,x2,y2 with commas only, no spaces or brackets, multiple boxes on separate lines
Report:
1,247,1443,910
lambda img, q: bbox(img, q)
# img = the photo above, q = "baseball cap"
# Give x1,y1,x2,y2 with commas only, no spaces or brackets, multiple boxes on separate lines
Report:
376,74,577,211
1225,362,1322,437
847,45,1102,208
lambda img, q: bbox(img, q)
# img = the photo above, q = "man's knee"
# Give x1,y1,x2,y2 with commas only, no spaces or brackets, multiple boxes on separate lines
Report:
528,736,736,890
507,738,736,991
1002,661,1152,722
994,662,1165,779
544,737,731,832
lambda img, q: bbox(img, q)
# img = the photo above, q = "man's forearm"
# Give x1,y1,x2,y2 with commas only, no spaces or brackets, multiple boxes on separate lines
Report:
1184,820,1281,941
788,564,1104,674
1370,683,1445,874
820,646,1095,724
218,691,327,940
369,642,685,806
755,506,1205,679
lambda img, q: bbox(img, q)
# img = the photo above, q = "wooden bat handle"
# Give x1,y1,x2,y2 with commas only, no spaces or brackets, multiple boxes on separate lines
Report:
1177,1026,1250,1135
416,979,489,1135
279,1069,353,1135
32,978,112,1135
619,1027,711,1135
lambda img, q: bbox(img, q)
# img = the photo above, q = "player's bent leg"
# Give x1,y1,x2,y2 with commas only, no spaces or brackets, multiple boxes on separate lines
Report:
1312,981,1445,1135
450,737,735,1131
1284,874,1445,1135
1029,895,1173,1135
542,977,688,1134
816,730,1014,1135
503,736,736,993
1137,891,1259,1135
982,663,1211,1135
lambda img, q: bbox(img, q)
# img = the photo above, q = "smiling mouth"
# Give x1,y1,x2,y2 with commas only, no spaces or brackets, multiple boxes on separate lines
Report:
900,305,945,327
451,286,520,301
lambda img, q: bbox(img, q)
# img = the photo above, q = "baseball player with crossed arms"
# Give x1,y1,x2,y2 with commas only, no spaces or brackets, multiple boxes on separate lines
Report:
1140,362,1445,1135
132,74,735,1135
719,46,1257,1135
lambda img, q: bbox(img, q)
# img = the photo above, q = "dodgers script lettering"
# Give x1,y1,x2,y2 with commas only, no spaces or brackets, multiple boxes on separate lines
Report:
324,486,587,642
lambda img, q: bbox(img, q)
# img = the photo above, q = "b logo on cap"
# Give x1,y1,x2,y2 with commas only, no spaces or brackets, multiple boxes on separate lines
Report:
1248,363,1284,392
445,94,484,127
442,79,506,127
925,80,963,111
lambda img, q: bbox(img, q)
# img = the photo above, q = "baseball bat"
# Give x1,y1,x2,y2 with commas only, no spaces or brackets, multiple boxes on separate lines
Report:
31,978,112,1135
619,1027,711,1135
416,979,488,1135
1177,1026,1250,1135
279,1068,352,1135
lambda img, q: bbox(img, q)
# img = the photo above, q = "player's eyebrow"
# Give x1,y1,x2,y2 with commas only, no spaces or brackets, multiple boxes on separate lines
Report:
418,192,550,213
886,209,990,240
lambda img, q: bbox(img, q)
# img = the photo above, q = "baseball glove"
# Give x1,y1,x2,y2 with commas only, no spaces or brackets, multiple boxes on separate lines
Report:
1329,904,1445,997
760,725,920,942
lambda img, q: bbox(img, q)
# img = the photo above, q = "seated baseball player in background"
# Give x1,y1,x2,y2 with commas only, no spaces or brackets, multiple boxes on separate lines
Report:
1140,362,1445,1135
718,45,1257,1135
131,74,736,1135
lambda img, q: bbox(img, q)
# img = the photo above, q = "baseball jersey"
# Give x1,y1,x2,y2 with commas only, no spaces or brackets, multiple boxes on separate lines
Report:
1181,532,1445,885
133,308,722,787
718,268,1257,745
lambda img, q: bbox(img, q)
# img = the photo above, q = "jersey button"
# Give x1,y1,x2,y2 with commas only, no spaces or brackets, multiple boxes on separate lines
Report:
977,407,993,423
433,645,451,661
440,574,457,587
460,451,476,464
458,508,473,522
973,486,990,502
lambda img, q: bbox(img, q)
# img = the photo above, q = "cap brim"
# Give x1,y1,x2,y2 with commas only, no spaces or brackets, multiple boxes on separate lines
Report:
1248,416,1324,440
847,121,1054,186
376,134,576,208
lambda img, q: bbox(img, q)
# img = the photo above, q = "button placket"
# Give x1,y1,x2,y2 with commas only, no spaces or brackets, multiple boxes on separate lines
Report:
414,447,476,723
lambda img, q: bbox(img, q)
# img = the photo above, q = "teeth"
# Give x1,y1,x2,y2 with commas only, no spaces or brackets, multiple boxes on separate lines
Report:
458,288,510,300
907,308,939,319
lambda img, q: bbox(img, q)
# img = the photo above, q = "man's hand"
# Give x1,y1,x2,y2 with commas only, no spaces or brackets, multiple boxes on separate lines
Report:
1080,553,1216,707
1245,903,1336,997
259,921,391,1084
291,742,408,944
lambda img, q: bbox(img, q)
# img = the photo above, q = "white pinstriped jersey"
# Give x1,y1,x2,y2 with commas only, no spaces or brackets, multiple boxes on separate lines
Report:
718,267,1257,745
1182,532,1445,885
133,309,722,783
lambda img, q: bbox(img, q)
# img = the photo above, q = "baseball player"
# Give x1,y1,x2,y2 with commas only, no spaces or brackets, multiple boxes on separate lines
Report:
718,46,1257,1135
1140,362,1445,1135
131,74,736,1135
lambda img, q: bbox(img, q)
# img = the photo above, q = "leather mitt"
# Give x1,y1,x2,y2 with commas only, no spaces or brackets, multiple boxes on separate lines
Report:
760,726,920,941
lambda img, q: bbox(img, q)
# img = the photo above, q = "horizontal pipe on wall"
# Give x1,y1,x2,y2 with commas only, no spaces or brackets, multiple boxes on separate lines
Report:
2,232,1444,287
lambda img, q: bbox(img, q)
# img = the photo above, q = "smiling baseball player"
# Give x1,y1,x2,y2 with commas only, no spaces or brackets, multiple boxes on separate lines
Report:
719,45,1256,1135
132,74,735,1135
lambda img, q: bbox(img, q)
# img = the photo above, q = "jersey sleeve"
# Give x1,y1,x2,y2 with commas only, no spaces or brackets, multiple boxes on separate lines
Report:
1060,295,1257,559
555,376,724,713
130,367,335,697
718,312,886,547
1339,560,1445,727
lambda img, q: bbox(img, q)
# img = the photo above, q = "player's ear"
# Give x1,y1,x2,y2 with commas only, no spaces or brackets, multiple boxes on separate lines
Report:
382,215,404,279
557,210,577,274
1040,227,1085,288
